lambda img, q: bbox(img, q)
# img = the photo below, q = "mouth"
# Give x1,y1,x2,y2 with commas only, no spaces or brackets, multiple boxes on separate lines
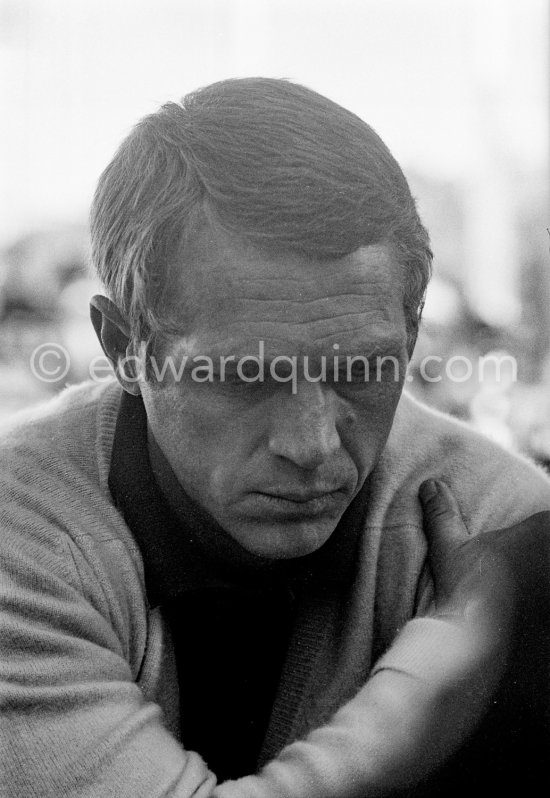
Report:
249,487,347,518
264,488,344,503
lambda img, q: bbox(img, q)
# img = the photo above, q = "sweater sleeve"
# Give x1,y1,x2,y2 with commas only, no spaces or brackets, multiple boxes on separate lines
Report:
212,611,504,798
0,498,216,798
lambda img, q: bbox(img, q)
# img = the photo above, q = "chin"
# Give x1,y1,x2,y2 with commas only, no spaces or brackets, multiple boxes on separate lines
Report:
234,518,338,560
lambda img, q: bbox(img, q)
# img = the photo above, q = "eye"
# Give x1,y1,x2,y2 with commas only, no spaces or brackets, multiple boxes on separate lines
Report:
375,355,401,382
239,361,263,380
338,357,370,385
215,370,243,386
213,364,266,391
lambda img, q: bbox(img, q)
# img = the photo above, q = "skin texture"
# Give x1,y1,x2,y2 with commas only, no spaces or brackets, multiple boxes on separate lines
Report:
92,231,409,559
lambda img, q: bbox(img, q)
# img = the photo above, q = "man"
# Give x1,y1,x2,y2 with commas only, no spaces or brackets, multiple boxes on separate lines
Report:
1,78,549,797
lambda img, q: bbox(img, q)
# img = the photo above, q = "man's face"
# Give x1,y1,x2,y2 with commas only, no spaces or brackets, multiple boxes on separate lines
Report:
140,233,409,559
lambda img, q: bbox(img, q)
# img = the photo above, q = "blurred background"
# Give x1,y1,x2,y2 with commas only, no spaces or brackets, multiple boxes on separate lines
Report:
1,0,549,465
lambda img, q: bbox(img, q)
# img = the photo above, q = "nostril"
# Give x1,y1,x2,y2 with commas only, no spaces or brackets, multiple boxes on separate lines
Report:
342,409,357,427
267,386,342,466
268,419,341,469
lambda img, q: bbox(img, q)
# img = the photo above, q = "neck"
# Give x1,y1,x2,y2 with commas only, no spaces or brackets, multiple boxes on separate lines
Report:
147,425,202,525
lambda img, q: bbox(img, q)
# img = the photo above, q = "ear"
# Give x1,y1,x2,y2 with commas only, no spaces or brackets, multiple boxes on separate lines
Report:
90,295,142,395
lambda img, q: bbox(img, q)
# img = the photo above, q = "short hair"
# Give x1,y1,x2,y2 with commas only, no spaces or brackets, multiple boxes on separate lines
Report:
90,77,432,354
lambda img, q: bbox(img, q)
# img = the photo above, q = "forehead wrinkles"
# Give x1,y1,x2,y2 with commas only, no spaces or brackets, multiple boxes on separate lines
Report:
203,306,401,351
173,241,405,340
194,325,405,364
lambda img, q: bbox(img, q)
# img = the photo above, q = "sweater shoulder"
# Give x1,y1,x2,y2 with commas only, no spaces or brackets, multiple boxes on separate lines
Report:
0,379,121,492
0,380,145,656
369,392,550,534
0,378,139,574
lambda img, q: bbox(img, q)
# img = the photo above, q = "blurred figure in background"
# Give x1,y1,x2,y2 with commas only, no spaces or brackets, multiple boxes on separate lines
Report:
0,226,102,421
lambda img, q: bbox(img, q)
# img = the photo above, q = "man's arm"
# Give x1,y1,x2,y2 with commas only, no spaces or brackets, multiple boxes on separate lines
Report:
0,504,216,798
213,482,546,798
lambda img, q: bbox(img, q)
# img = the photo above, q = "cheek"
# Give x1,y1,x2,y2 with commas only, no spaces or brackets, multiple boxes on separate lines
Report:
341,379,404,461
372,378,405,429
143,384,260,491
147,385,228,444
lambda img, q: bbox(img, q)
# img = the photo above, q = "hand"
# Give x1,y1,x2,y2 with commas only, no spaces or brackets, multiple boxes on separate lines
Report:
419,479,515,622
418,482,550,793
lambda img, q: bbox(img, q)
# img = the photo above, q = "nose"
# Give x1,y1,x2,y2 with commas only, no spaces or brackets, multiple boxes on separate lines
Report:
267,381,341,469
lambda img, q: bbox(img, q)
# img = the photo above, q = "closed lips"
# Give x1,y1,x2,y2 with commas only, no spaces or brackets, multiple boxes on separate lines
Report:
259,489,343,502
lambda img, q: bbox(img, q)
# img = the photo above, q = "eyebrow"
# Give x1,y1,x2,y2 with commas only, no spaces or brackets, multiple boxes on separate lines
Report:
195,335,407,364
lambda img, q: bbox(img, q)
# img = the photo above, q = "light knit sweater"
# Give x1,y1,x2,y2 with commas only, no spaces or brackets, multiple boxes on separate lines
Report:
1,379,550,798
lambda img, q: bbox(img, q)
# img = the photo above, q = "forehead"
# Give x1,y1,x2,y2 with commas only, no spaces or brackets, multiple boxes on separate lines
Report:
170,232,407,357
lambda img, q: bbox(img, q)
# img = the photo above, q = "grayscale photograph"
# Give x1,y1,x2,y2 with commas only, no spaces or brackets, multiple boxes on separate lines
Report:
0,1,548,796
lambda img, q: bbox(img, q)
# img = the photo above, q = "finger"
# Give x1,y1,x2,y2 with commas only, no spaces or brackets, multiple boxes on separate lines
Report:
419,479,470,566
